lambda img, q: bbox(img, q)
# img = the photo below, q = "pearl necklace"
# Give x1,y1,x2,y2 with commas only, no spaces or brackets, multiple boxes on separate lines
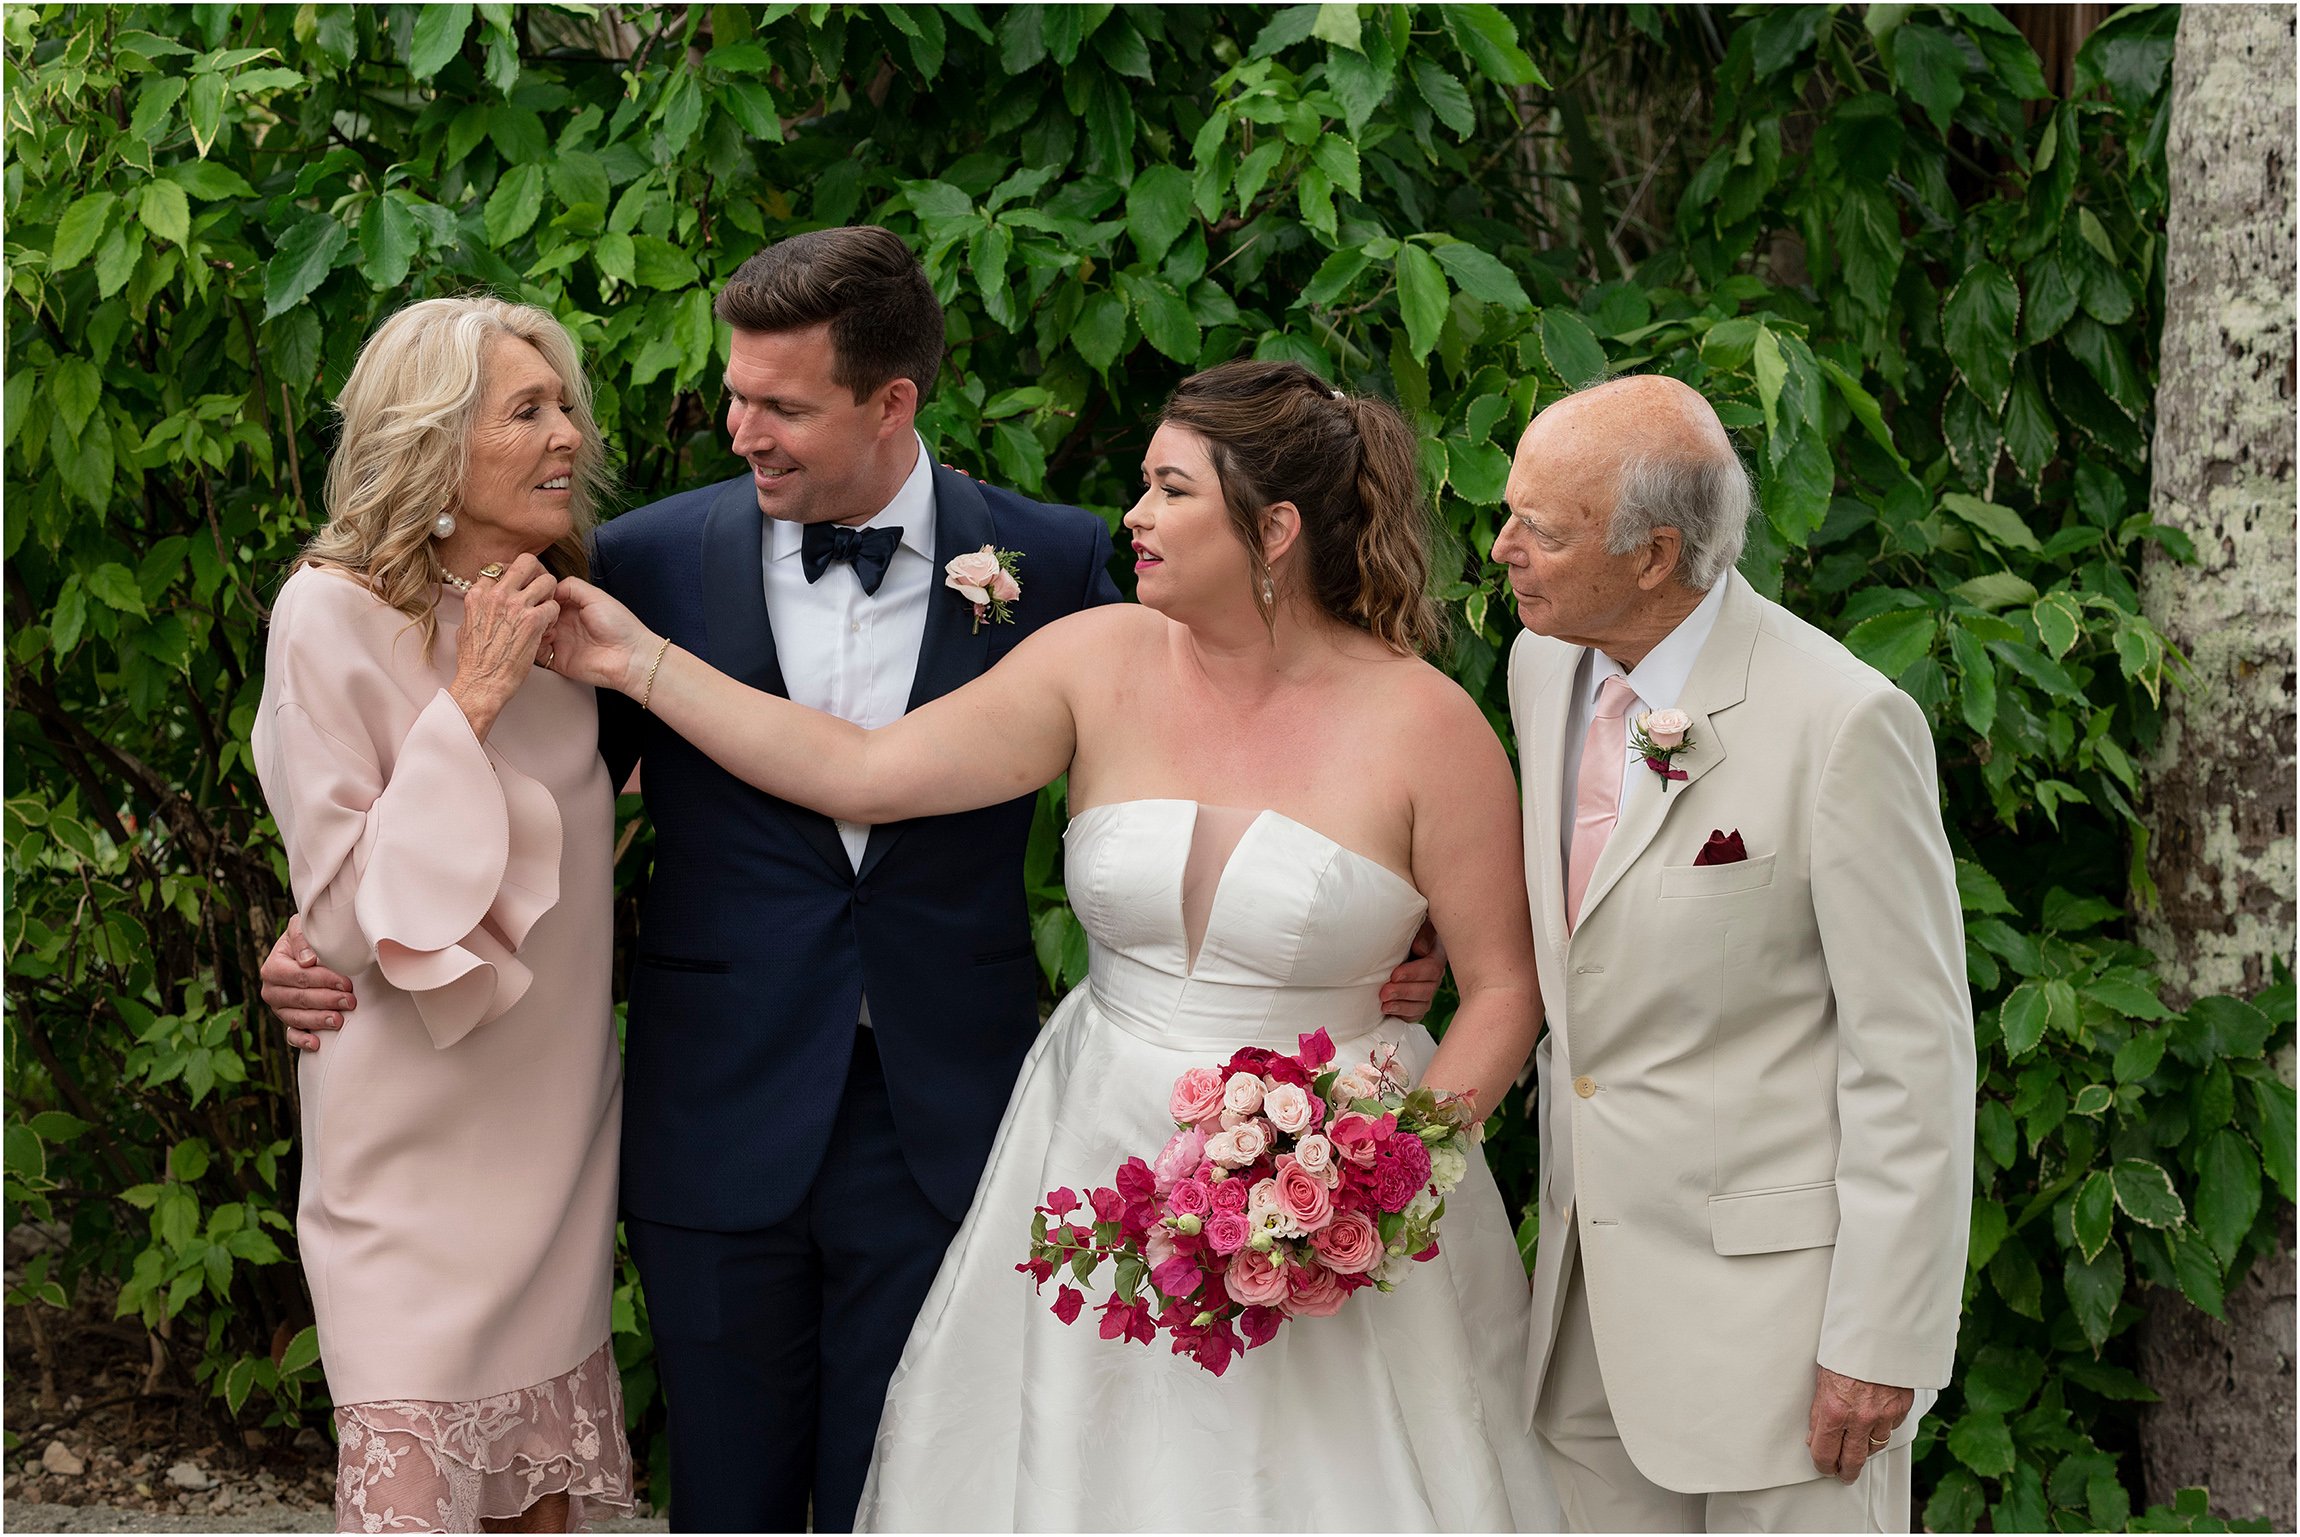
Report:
440,570,473,592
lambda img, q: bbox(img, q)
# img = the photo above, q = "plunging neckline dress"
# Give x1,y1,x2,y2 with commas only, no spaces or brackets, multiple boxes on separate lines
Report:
854,800,1561,1531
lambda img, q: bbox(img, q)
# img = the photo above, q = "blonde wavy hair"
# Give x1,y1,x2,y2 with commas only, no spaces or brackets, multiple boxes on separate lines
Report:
299,296,612,652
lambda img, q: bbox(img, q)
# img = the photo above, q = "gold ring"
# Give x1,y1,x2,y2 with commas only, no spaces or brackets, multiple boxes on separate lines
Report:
478,562,506,580
1868,1435,1890,1447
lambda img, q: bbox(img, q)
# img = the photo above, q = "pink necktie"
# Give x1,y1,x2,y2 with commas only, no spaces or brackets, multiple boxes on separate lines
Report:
1566,675,1638,932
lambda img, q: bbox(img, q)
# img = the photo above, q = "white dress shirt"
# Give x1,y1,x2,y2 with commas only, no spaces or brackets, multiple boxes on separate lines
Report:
1556,577,1730,881
762,433,936,871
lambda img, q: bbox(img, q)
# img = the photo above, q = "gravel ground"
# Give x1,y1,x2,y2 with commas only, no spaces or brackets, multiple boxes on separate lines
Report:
3,1502,669,1532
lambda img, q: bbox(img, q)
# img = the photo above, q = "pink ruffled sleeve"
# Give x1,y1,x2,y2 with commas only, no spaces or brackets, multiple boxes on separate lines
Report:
254,574,562,1050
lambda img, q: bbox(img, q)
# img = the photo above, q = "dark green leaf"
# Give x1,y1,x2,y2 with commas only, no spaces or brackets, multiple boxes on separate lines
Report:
1409,58,1476,138
1395,244,1449,362
2062,1243,2123,1348
2168,1226,2226,1319
165,161,255,201
2000,982,2049,1057
357,196,421,290
1432,243,1529,310
1893,22,1969,133
1446,439,1510,504
1125,276,1199,364
629,235,699,291
1445,5,1545,87
262,212,348,319
2193,1130,2262,1265
2072,1169,2114,1261
1844,608,1937,678
1249,5,1318,59
1963,1344,2046,1414
52,191,116,272
2111,1158,2185,1229
483,162,546,244
2113,1026,2169,1082
1941,262,2020,411
408,3,473,80
1538,307,1607,387
1924,1469,1986,1534
1071,290,1127,372
1125,164,1195,267
1325,45,1392,136
2247,1079,2295,1201
1946,1410,2016,1477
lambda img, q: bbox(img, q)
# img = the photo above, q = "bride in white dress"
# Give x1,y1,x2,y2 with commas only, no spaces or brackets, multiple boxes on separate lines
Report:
549,359,1562,1531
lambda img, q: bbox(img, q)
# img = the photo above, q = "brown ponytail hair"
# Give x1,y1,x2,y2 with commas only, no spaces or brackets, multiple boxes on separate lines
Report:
1159,360,1444,655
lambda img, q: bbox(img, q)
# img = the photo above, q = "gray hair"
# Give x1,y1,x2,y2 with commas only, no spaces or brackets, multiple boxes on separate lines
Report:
1603,445,1754,591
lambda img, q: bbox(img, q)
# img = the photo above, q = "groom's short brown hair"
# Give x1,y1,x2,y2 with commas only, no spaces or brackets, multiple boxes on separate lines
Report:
714,226,945,403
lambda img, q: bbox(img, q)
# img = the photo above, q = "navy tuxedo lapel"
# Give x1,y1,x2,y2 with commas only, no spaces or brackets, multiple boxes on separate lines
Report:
699,477,852,880
858,465,998,881
904,464,997,712
700,476,785,696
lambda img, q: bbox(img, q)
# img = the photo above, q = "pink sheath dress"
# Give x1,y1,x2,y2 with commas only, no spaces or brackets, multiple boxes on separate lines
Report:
253,566,631,1531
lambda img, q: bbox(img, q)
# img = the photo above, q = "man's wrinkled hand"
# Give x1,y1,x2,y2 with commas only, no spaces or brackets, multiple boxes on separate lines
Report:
260,915,356,1052
1805,1365,1914,1484
1380,920,1448,1023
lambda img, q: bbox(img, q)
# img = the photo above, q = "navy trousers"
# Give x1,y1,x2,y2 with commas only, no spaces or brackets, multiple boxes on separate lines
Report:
626,1030,962,1533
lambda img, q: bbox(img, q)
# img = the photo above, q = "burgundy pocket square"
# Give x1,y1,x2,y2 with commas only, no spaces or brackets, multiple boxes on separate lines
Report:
1693,829,1748,866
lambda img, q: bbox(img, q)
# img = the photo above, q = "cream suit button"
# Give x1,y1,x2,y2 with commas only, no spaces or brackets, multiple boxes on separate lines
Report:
1573,1075,1597,1099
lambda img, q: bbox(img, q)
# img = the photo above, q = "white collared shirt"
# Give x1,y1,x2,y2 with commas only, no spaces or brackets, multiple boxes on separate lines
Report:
762,433,935,871
1557,577,1730,879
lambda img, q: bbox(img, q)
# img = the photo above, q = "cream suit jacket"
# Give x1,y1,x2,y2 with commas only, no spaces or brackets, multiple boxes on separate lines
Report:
1512,572,1975,1493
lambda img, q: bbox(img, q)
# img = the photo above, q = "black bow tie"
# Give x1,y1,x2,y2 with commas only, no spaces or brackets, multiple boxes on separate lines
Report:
800,521,902,596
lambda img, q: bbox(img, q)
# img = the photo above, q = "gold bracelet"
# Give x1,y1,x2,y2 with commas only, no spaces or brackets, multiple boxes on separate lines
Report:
638,636,672,712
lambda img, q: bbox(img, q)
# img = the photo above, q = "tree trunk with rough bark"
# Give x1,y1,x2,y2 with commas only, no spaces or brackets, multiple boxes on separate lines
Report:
2134,6,2297,1529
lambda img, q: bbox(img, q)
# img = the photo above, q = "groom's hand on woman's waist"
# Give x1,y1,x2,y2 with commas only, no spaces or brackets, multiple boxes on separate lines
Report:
1379,920,1448,1024
261,914,357,1052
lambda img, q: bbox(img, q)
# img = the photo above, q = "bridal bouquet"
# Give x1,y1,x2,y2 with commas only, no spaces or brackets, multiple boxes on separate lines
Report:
1017,1028,1482,1376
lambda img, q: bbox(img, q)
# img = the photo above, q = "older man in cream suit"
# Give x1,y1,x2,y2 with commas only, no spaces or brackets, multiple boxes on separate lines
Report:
1494,375,1974,1531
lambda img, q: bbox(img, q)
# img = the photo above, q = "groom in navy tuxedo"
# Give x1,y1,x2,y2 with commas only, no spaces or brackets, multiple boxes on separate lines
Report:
590,228,1127,1531
263,226,1448,1530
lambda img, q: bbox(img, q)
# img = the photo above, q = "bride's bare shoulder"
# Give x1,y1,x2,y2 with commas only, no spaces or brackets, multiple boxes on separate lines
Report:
1366,650,1508,752
1028,600,1165,654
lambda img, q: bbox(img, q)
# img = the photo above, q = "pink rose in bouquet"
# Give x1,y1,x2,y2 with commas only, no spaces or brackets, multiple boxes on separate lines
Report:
1293,1132,1338,1182
1224,1120,1271,1165
1263,1082,1318,1135
1275,1157,1334,1234
1206,1210,1252,1256
1308,1208,1383,1274
1225,1247,1291,1308
1151,1125,1207,1196
1169,1067,1227,1126
1329,1061,1383,1105
1022,1027,1482,1376
1284,1260,1348,1318
1221,1072,1266,1117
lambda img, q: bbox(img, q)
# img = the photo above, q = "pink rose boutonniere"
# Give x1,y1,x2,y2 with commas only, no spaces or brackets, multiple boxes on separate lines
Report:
1629,708,1694,791
944,544,1023,633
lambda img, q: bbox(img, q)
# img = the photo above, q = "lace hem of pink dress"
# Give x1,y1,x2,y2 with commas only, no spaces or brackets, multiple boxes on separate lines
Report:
333,1338,633,1533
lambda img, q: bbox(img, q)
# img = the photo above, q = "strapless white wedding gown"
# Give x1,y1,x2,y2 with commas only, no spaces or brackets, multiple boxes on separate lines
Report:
855,800,1561,1532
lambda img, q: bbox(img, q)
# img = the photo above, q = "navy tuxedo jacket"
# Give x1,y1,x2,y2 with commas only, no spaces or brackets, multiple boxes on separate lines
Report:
594,466,1122,1231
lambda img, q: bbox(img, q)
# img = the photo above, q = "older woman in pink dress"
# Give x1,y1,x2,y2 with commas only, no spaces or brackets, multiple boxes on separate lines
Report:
252,297,631,1533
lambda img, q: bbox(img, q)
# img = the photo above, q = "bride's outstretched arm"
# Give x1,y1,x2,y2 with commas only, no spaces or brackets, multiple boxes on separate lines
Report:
549,575,1082,822
1405,690,1543,1120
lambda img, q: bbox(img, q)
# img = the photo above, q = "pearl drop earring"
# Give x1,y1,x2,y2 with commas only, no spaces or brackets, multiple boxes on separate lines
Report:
1262,575,1275,605
432,511,457,540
